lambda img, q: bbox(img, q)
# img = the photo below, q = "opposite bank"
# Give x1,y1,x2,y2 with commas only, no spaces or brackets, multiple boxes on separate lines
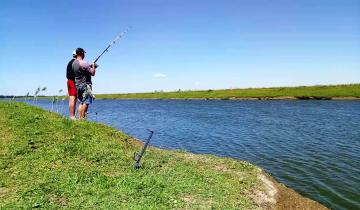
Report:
96,84,360,100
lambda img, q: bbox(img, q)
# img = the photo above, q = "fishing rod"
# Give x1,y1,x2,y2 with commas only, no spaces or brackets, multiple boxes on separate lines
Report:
134,130,154,169
93,27,131,64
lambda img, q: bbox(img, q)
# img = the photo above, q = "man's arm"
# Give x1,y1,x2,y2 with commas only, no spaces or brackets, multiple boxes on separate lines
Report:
79,60,96,76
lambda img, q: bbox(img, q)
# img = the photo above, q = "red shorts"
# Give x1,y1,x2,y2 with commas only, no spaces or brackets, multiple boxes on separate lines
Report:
67,80,77,96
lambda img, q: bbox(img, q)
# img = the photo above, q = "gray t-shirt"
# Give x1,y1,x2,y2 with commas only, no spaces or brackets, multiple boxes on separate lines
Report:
72,59,95,88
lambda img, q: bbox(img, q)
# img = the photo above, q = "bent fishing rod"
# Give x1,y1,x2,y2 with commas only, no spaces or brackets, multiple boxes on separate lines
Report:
93,27,131,64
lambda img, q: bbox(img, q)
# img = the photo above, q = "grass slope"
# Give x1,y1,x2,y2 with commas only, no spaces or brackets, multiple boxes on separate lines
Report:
0,102,262,209
96,84,360,100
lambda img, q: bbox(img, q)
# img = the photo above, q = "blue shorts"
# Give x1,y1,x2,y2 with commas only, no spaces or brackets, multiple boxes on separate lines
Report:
77,84,93,105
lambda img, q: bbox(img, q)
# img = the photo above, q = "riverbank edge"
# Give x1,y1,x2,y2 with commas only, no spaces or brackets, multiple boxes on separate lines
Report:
141,144,329,210
11,84,360,101
0,102,328,209
95,96,360,100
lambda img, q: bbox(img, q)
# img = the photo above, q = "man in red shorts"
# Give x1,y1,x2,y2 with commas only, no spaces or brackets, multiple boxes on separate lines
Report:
66,51,77,119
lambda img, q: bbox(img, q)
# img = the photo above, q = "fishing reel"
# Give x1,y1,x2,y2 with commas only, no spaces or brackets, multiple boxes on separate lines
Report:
133,152,141,162
133,152,141,169
91,63,99,68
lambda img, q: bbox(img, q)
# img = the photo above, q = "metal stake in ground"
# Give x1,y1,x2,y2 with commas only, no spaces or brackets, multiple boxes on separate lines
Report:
134,130,154,169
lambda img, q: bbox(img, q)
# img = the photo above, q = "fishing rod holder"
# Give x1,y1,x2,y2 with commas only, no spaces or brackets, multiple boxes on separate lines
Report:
134,129,154,169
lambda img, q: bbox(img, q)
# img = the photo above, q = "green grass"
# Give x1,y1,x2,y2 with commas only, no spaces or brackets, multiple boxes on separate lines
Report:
0,102,263,209
96,84,360,100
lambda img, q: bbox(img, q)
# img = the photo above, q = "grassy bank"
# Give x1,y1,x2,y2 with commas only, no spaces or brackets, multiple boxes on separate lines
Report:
96,84,360,100
0,102,327,209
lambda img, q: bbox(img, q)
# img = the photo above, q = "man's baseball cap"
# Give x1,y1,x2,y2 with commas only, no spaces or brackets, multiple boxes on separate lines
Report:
75,48,86,55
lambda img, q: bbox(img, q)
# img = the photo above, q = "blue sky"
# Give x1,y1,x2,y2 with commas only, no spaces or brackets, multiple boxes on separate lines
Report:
0,0,359,95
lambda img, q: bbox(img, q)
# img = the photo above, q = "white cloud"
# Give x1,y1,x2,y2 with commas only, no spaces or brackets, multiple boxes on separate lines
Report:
153,73,167,78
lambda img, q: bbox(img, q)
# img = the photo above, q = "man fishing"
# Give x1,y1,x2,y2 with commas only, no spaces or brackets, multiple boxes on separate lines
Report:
69,28,128,120
66,50,77,120
72,48,97,119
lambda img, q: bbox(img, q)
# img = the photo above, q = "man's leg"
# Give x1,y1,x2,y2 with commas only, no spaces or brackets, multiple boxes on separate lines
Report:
84,103,90,119
78,103,83,119
69,96,77,119
79,104,88,120
67,80,78,119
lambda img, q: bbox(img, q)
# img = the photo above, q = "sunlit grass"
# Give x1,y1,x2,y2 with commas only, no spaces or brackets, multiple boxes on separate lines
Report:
0,102,261,209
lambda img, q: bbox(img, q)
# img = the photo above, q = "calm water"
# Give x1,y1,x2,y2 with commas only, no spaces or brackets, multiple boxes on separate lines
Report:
32,99,360,210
